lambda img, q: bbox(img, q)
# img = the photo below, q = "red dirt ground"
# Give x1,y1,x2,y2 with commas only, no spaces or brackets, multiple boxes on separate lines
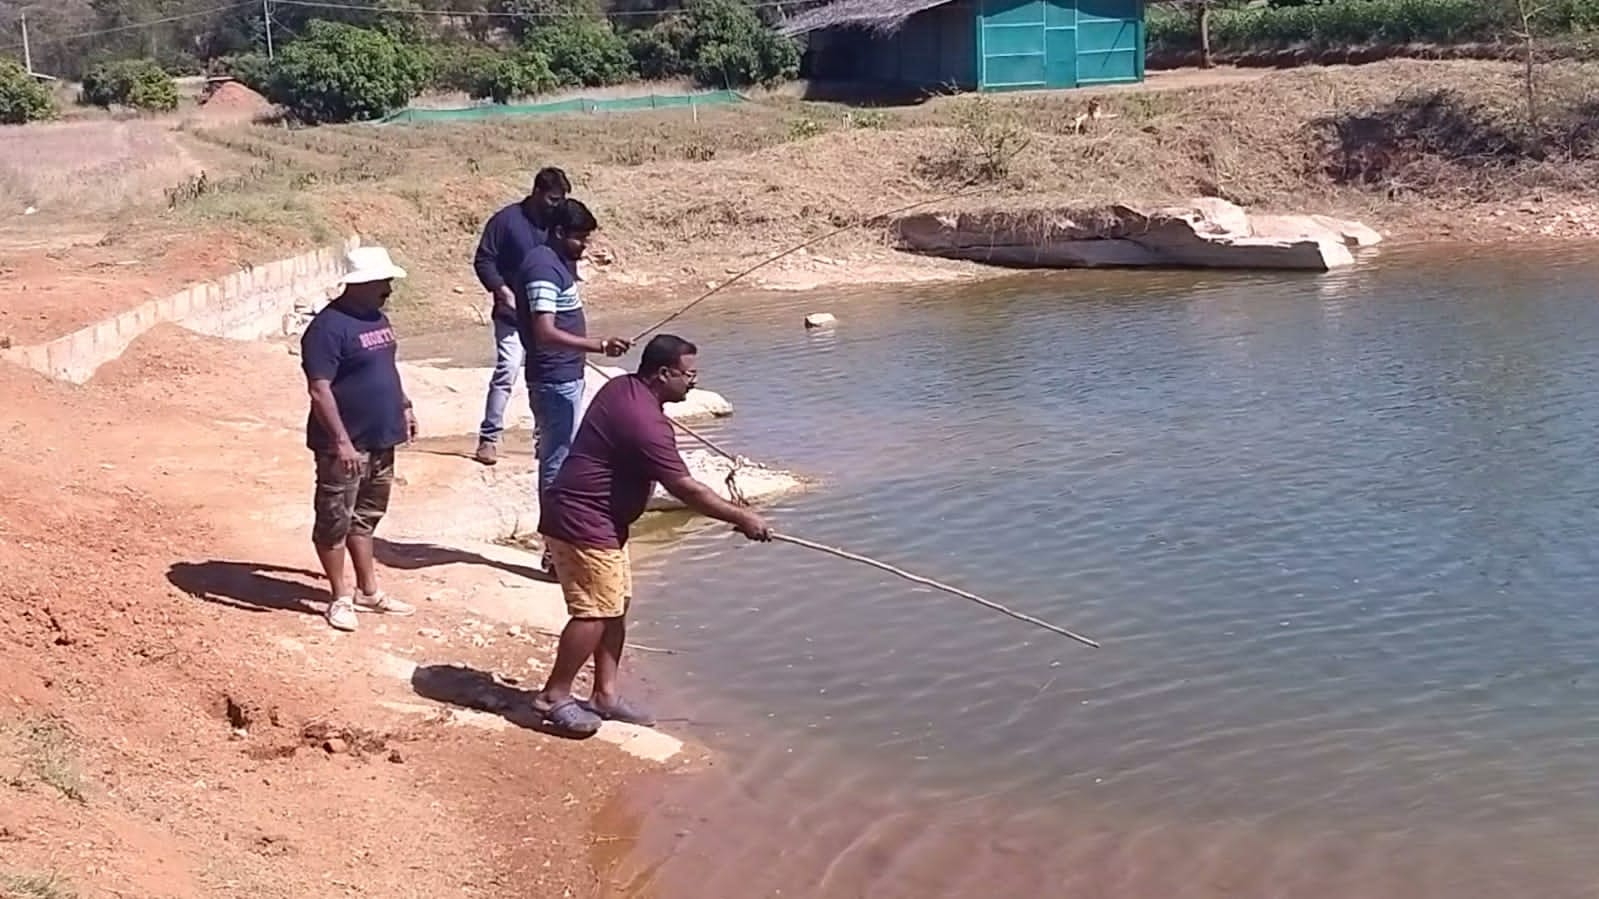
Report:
0,326,664,898
198,82,275,124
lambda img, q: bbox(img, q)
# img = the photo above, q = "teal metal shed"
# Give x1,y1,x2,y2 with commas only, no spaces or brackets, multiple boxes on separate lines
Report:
781,0,1144,92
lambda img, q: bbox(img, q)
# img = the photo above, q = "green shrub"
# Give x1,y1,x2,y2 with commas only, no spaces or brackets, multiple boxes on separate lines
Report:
627,0,799,87
524,17,636,87
625,20,689,79
429,44,501,93
1567,0,1599,31
1147,0,1511,53
0,60,55,125
80,59,180,111
787,115,824,139
219,52,272,94
474,49,558,102
265,21,429,124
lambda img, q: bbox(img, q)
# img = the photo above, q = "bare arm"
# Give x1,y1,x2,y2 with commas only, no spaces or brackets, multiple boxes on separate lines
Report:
532,312,620,354
658,473,770,539
399,375,417,442
307,378,354,449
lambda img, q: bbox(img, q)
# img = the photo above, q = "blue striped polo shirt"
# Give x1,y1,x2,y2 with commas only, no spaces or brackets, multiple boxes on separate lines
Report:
516,244,587,384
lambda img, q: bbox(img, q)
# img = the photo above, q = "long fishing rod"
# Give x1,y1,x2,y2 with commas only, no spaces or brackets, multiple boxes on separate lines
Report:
771,533,1100,648
585,137,1098,646
580,360,1095,645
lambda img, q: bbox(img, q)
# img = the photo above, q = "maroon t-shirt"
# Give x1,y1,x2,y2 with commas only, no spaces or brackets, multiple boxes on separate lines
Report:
539,374,691,549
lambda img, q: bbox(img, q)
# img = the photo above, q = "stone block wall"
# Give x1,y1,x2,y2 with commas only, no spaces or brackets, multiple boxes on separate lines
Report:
1,236,359,384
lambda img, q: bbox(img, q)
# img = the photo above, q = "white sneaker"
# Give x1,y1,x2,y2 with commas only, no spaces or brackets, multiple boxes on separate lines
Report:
355,590,415,617
326,596,358,632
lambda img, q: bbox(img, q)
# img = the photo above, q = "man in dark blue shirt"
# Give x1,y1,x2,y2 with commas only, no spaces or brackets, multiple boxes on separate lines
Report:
470,166,570,467
301,246,418,633
515,198,630,576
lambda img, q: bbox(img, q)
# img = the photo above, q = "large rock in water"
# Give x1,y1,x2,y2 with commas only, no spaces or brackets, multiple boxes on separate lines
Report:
647,450,805,511
893,198,1381,272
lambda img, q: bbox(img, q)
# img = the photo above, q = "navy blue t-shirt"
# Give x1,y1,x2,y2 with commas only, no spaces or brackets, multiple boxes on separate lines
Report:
300,303,408,453
516,244,587,384
473,202,549,326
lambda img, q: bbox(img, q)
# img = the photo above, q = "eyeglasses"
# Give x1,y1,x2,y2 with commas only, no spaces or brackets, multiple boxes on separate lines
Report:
666,367,698,383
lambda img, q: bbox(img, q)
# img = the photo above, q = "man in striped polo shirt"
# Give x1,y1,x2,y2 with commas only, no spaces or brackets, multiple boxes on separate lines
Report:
516,198,631,574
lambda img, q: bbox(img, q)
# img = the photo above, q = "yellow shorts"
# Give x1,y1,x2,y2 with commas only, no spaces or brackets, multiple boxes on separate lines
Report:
545,536,632,619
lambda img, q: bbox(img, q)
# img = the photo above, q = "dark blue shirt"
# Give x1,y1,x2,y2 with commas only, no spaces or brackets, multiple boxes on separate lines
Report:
517,244,587,384
473,202,549,325
300,303,408,453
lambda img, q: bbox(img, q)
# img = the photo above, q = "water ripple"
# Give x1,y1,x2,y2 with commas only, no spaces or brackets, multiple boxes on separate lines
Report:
583,248,1599,896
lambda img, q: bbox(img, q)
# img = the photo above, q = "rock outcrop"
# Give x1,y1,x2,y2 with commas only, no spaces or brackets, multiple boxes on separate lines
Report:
894,198,1381,272
647,450,806,512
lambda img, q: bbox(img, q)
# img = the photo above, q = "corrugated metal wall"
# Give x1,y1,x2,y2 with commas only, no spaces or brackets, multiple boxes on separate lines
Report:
976,0,1143,89
802,0,1140,92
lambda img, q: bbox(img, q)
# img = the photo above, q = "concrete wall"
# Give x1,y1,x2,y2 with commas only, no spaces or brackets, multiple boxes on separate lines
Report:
1,236,359,384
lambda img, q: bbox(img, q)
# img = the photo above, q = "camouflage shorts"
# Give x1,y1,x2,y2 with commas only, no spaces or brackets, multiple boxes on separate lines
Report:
311,448,395,546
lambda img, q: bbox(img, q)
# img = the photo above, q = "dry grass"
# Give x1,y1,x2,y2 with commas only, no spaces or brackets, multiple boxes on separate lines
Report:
8,60,1599,327
0,119,203,219
0,872,77,899
1,718,87,804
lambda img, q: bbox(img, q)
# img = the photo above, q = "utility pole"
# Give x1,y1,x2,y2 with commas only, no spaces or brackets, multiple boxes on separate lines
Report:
262,0,273,59
20,10,32,74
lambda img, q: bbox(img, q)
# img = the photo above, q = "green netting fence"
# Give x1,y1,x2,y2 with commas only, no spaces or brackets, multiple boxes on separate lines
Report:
379,89,746,124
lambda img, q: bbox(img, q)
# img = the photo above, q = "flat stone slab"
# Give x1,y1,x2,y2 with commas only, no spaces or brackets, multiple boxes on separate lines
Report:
894,198,1381,272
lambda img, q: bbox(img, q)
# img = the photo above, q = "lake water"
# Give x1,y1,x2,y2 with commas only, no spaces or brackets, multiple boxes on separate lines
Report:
423,247,1599,897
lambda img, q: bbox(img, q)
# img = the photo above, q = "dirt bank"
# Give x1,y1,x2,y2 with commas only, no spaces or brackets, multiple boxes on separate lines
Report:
8,59,1599,343
0,325,701,897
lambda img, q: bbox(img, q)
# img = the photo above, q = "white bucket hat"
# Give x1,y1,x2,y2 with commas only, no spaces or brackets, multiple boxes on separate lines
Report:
339,246,407,285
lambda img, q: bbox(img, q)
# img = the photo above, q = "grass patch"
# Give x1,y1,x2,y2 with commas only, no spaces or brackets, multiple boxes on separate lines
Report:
1146,0,1599,55
1308,71,1599,194
1,719,87,805
0,872,76,899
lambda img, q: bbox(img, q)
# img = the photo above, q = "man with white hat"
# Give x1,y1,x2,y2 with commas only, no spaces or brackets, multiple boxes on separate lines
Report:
300,246,418,632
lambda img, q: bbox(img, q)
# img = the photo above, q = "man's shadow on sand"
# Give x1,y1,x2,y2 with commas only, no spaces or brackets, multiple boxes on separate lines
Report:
410,663,594,740
374,539,553,583
167,560,328,616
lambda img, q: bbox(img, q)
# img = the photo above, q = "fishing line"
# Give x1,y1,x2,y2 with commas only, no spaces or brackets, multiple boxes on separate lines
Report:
571,138,1097,646
582,359,1097,646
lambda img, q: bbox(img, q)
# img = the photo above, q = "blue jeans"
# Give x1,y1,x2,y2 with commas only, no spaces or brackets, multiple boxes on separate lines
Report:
478,317,525,443
532,378,585,498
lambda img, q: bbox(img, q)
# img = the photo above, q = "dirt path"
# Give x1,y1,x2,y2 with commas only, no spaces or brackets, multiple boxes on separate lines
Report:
0,326,690,898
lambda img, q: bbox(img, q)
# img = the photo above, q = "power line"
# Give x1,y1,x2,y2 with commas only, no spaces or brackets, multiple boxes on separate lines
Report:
0,0,256,52
0,0,812,56
268,0,803,18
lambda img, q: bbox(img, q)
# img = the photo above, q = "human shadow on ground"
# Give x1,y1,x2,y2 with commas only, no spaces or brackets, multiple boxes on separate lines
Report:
410,663,593,740
167,560,326,616
374,538,553,583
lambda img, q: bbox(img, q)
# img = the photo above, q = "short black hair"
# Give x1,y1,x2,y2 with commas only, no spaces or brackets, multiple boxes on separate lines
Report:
638,334,698,378
550,197,598,235
532,167,571,194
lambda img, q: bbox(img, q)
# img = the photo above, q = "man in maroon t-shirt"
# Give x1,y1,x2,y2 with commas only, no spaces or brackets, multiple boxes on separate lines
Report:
536,334,770,735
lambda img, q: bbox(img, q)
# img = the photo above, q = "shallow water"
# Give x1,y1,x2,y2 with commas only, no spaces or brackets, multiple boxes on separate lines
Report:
422,249,1599,897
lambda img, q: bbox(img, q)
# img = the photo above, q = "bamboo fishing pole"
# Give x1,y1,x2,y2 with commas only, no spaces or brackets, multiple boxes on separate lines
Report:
769,533,1100,648
581,137,1104,646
